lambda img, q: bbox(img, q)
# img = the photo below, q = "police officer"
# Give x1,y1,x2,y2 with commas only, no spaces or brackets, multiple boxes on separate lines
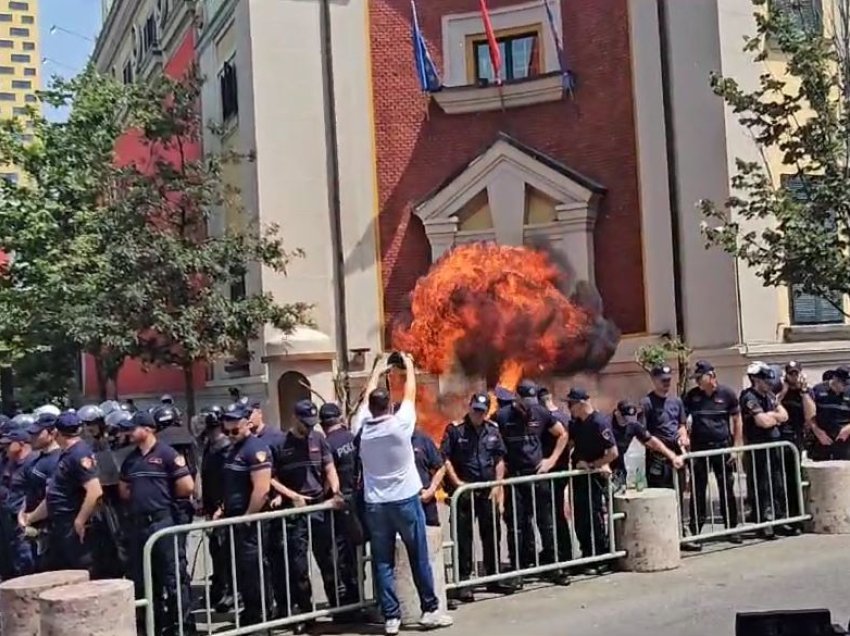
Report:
220,403,272,626
777,361,814,530
494,386,516,412
25,413,62,571
318,402,362,616
683,360,742,550
412,423,445,529
0,414,27,578
200,406,233,612
611,400,684,489
21,411,103,574
538,387,574,572
0,427,38,577
740,362,789,540
442,393,515,600
565,388,618,573
269,400,344,631
639,365,689,489
79,404,108,450
810,366,850,461
119,410,196,635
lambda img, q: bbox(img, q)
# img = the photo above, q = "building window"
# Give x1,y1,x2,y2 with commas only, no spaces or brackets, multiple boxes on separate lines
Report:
1,172,18,184
219,57,238,122
20,14,32,24
0,13,11,21
8,1,29,10
23,67,34,76
23,93,34,102
12,106,26,115
22,41,33,50
9,27,29,37
0,66,12,74
470,29,541,83
770,0,822,33
0,40,12,48
11,79,30,89
784,174,844,325
10,53,29,62
142,13,158,53
0,92,14,100
122,60,134,85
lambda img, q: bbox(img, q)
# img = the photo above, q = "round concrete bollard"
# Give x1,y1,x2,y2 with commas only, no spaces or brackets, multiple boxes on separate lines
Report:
804,460,850,534
395,526,447,625
39,579,136,636
614,488,680,572
0,570,90,636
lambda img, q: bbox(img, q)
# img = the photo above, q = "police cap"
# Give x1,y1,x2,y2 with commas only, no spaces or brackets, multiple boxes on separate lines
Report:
319,402,342,423
566,387,590,403
78,404,104,424
223,403,251,422
294,399,319,426
469,393,490,412
55,411,83,434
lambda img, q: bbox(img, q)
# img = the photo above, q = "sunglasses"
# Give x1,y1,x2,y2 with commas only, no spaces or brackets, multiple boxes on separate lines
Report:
224,429,242,437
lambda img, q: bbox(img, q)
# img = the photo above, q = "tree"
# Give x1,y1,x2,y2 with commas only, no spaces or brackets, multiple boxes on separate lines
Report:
115,70,311,419
699,0,850,315
635,336,693,397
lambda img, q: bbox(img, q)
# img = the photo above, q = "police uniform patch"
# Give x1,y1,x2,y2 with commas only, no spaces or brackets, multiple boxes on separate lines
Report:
174,455,186,467
256,451,267,463
81,456,93,470
602,429,613,442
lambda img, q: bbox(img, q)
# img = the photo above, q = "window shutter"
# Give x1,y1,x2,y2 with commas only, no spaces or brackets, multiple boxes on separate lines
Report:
770,0,822,33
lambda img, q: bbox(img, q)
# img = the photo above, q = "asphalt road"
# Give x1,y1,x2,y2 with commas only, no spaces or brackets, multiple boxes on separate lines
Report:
331,534,850,636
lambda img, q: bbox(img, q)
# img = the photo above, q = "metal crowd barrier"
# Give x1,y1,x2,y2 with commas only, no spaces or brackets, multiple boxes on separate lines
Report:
141,502,372,636
674,441,811,545
445,469,626,590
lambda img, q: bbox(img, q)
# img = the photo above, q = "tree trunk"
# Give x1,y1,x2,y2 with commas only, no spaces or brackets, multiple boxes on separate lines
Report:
182,363,196,423
93,355,108,402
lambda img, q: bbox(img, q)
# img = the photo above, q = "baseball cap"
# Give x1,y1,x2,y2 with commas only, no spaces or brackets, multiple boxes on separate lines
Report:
494,386,516,403
785,360,802,373
833,366,850,382
294,399,319,426
319,402,342,423
516,379,539,407
55,411,82,433
223,403,252,421
469,393,490,412
616,400,638,418
1,427,30,444
566,387,590,402
250,399,263,410
692,360,715,378
27,412,58,436
651,365,673,379
131,410,157,429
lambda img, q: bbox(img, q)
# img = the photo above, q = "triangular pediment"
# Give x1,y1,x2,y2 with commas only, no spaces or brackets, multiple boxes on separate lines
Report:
414,134,605,224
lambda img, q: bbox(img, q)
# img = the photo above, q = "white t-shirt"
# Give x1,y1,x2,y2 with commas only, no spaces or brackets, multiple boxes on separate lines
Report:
355,400,422,504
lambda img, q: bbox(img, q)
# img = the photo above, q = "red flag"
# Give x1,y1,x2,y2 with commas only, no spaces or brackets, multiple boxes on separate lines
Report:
478,0,502,83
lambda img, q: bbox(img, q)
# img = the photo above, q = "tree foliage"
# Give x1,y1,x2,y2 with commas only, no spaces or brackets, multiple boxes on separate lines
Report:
699,0,850,313
635,336,693,397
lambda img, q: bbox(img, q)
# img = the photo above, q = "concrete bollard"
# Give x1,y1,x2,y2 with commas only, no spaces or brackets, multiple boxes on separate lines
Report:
804,460,850,534
0,570,90,636
39,579,136,636
614,488,680,572
395,526,447,625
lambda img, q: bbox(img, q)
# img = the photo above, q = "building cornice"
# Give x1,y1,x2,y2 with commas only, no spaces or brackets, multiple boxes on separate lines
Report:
197,0,237,53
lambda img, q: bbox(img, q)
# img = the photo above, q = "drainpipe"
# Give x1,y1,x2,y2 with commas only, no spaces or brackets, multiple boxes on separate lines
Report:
656,0,685,340
319,0,351,396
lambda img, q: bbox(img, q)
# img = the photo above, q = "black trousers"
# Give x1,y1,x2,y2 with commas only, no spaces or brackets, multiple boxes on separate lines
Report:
690,451,738,535
746,446,787,523
233,522,271,625
45,516,94,573
455,490,501,580
503,479,554,569
779,435,803,520
572,473,607,558
207,527,232,602
551,475,574,563
810,438,850,461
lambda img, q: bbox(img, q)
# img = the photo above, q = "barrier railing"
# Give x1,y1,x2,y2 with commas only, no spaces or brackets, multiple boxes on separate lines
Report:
674,441,810,544
445,469,626,590
141,502,372,636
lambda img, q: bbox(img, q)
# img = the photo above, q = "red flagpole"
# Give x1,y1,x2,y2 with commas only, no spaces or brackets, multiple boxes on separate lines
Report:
478,0,502,84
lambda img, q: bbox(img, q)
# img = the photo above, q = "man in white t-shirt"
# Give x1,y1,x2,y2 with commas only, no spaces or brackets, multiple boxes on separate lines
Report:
353,352,453,635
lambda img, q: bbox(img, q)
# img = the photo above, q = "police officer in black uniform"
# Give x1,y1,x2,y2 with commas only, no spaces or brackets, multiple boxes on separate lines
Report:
639,365,689,489
0,427,38,577
611,400,684,490
220,403,273,626
412,423,445,529
21,412,103,574
318,402,362,619
777,361,814,529
740,362,789,540
494,380,568,585
119,410,196,635
442,392,515,600
538,387,574,571
683,360,742,550
200,405,233,612
811,366,850,461
565,388,618,573
269,400,345,632
25,413,62,571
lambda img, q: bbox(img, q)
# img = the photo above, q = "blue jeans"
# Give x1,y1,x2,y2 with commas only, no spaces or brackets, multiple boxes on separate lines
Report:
365,494,438,620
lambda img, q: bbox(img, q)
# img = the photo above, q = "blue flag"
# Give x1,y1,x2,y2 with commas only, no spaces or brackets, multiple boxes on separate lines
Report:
411,0,441,93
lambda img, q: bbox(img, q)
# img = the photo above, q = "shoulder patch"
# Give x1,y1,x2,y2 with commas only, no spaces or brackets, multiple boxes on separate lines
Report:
255,450,268,463
80,456,94,470
602,429,613,442
174,454,186,468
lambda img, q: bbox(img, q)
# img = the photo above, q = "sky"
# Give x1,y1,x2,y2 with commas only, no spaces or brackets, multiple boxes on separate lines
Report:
40,0,102,120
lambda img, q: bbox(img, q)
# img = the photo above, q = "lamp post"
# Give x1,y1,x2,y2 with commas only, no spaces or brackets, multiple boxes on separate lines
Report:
48,25,95,43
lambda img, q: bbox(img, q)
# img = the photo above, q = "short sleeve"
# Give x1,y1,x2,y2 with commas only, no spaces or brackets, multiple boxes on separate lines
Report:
675,398,687,424
76,452,98,483
119,456,131,481
630,421,652,444
247,442,272,472
638,397,651,423
319,437,333,466
490,430,507,457
395,400,416,432
726,388,741,415
423,437,444,470
599,418,616,450
165,448,191,480
439,424,455,457
550,410,569,434
740,391,760,417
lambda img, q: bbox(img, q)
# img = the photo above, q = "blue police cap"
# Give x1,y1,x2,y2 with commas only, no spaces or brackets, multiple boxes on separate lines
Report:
222,403,251,421
650,365,673,379
566,387,590,402
27,412,58,436
494,386,516,403
294,399,319,426
131,410,157,429
616,400,638,419
105,409,133,431
319,402,342,423
1,427,30,444
55,411,82,433
469,393,490,412
692,359,715,378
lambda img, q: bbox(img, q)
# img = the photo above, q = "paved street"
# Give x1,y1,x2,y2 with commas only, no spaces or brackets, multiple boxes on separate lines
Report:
330,535,850,636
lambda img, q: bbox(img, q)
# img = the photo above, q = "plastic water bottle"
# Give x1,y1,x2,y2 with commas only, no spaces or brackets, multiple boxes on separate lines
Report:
624,438,646,491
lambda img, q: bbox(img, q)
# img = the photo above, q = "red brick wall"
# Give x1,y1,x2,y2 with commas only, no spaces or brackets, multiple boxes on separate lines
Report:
370,0,646,342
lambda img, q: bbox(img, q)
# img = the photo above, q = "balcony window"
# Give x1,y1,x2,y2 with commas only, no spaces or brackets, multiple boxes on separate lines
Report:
142,14,158,53
471,29,540,84
219,57,238,122
122,60,134,85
